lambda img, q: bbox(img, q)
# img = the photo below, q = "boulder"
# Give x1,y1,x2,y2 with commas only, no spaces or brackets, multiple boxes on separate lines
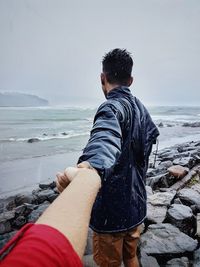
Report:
140,224,198,260
34,189,55,204
196,213,200,238
12,215,26,228
166,204,195,235
173,157,195,168
177,188,200,206
147,191,176,206
167,165,189,179
39,181,56,190
0,211,15,222
0,221,12,234
28,202,50,222
166,257,189,267
0,230,17,250
140,251,160,267
146,173,171,190
84,228,93,255
15,193,34,206
182,122,200,127
146,204,167,224
27,138,40,143
194,248,200,267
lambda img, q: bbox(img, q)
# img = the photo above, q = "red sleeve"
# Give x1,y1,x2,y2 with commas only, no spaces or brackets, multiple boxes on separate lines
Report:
0,223,83,267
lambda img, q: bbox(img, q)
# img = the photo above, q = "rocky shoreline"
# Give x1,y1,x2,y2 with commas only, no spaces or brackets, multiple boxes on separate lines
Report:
1,140,200,266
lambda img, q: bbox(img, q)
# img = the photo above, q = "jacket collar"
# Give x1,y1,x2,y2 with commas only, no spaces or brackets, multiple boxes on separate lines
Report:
106,86,131,99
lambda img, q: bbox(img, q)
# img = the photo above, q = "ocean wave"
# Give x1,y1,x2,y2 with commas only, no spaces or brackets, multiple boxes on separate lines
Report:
0,131,90,143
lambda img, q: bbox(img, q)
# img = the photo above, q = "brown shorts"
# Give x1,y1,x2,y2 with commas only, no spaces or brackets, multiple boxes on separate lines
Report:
93,226,141,267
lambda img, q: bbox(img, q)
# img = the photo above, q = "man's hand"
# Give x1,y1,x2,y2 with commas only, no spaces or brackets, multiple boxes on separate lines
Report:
56,167,78,193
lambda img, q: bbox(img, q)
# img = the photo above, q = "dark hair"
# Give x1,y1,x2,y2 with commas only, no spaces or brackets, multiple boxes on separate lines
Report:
102,48,133,86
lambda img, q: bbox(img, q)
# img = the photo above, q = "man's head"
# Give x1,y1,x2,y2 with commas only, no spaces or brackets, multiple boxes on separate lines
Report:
101,48,133,95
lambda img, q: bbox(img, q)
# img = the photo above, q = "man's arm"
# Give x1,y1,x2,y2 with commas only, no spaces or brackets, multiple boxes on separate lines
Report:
78,102,122,179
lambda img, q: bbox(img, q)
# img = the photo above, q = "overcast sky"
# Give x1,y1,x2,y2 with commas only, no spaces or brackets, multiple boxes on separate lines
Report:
0,0,199,106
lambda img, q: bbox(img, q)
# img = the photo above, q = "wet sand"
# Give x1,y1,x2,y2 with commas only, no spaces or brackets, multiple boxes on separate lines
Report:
0,151,81,198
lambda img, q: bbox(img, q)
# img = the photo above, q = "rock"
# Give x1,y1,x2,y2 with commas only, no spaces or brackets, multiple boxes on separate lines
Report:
6,199,16,210
39,181,56,190
158,122,164,128
83,255,97,267
140,224,198,260
182,122,200,127
28,202,50,222
170,170,197,191
166,257,189,267
194,248,200,267
166,204,195,235
0,230,17,250
177,188,200,206
146,186,153,196
173,198,182,204
147,204,167,224
34,189,55,204
168,165,189,179
15,193,33,206
196,213,200,238
48,193,58,203
85,228,93,255
27,138,40,143
0,211,15,222
0,221,12,234
140,251,160,267
146,173,171,190
173,157,195,168
147,191,176,206
61,132,68,136
12,215,26,228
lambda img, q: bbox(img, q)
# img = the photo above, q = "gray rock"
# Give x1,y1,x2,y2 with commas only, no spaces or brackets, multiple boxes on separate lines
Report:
12,215,26,228
146,173,171,190
173,198,182,205
28,202,50,222
27,138,40,143
0,230,17,250
39,181,56,190
0,211,15,222
182,122,200,127
173,157,195,168
140,224,198,257
177,188,200,206
196,213,200,238
146,186,153,196
166,257,189,267
140,251,160,267
15,193,34,206
147,191,176,207
194,248,200,267
83,254,97,267
0,221,11,234
85,228,93,255
166,204,195,235
147,204,167,224
34,189,55,204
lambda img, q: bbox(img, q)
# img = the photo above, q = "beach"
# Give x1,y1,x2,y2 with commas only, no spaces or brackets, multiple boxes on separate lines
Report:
1,105,200,197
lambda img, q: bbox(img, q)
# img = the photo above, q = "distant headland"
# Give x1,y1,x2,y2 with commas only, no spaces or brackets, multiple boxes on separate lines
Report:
0,92,49,107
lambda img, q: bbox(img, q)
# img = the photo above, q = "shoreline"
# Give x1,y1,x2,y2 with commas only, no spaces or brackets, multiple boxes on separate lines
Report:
0,151,81,199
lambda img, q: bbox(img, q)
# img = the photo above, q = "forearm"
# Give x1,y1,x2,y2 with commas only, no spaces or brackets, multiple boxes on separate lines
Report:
36,169,101,258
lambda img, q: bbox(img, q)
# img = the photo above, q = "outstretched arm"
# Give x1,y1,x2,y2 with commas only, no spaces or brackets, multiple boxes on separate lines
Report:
37,168,101,258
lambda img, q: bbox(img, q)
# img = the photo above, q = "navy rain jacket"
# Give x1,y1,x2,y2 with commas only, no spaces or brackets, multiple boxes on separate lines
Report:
78,86,159,233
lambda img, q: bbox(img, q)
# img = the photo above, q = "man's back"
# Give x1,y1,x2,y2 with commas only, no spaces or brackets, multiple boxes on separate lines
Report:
78,86,159,233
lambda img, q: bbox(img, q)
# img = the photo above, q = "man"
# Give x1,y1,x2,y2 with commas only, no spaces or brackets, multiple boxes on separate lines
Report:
59,48,159,267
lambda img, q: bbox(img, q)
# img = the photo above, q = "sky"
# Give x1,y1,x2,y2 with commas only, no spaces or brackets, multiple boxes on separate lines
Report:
0,0,199,107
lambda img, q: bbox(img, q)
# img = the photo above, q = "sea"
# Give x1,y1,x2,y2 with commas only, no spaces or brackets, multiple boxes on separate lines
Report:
0,105,200,163
0,105,200,196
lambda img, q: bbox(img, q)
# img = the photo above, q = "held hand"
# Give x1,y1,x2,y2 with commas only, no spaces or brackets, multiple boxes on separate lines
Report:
56,167,78,193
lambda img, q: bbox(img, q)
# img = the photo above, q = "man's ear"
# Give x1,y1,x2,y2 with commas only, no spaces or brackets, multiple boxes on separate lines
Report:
128,76,133,87
101,73,105,86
